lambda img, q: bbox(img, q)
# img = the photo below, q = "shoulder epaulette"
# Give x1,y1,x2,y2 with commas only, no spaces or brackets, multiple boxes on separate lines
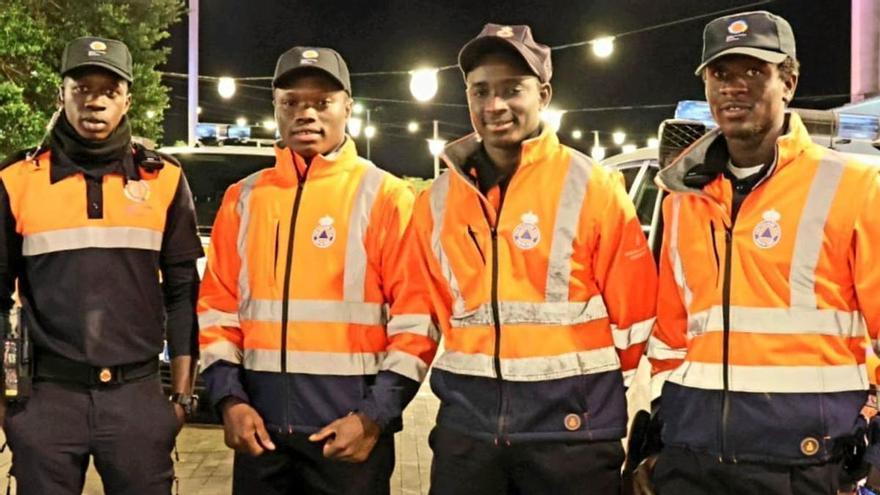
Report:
0,147,37,170
156,150,181,168
132,142,178,172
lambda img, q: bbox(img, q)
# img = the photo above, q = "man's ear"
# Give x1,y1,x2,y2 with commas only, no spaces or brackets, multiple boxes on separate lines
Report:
539,82,552,109
782,73,798,105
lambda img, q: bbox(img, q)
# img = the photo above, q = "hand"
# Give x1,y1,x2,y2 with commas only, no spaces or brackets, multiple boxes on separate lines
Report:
632,454,658,495
308,412,381,463
220,398,276,456
171,403,186,435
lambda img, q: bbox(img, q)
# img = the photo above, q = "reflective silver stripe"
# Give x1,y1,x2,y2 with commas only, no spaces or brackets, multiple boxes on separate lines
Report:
430,174,466,316
651,369,672,401
668,195,693,307
667,361,867,393
343,166,385,302
433,346,620,382
612,317,655,350
545,153,590,302
646,335,687,360
789,154,844,308
198,309,240,329
380,349,428,382
240,299,386,325
243,349,385,375
236,171,262,311
450,296,608,328
622,368,636,387
23,227,162,256
387,314,441,342
200,340,244,370
686,305,865,338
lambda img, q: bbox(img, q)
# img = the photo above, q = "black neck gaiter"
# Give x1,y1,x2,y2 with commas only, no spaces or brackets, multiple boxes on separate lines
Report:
49,112,131,167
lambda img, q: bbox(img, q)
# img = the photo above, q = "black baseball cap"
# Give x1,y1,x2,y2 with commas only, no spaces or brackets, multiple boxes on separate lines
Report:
459,23,552,82
696,10,796,75
61,36,133,83
272,46,351,93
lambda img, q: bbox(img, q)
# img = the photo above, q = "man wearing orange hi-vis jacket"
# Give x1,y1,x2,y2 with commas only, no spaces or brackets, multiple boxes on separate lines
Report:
197,45,438,494
637,10,880,495
394,23,657,494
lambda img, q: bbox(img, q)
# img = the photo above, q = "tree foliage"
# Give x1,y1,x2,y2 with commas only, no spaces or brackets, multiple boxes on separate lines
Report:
0,0,184,156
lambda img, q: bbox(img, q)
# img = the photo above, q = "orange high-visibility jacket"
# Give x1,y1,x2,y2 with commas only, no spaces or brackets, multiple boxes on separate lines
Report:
198,139,438,433
649,112,880,464
399,127,657,442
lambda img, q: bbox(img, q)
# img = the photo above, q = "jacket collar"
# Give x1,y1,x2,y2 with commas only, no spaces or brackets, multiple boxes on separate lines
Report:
49,145,139,184
441,125,560,186
272,136,359,184
656,112,812,194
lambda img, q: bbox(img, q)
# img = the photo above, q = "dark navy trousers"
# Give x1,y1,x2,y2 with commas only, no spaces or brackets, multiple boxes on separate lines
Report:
4,377,177,494
232,432,395,495
653,446,845,495
428,426,625,495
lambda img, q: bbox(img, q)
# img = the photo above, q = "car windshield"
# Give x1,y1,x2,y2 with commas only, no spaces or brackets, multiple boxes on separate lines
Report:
174,153,275,233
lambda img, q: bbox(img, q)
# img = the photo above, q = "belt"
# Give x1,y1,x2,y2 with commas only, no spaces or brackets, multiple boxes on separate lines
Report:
34,353,159,387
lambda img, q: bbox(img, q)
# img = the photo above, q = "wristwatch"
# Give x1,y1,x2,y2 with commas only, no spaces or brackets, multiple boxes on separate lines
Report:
169,393,198,416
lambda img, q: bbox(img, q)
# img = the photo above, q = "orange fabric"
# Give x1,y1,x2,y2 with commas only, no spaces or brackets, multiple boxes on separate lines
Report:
651,113,880,388
401,128,657,377
198,139,435,374
1,151,179,235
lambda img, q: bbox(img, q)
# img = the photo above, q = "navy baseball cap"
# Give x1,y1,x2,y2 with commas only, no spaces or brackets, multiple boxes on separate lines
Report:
61,36,133,83
696,11,796,75
459,23,553,82
272,46,351,93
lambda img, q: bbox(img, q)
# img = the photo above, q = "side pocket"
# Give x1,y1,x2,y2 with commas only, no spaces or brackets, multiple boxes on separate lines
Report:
466,225,486,265
272,219,280,286
710,221,720,288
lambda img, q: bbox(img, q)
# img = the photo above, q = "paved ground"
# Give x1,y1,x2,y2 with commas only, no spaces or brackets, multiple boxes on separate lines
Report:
0,359,652,494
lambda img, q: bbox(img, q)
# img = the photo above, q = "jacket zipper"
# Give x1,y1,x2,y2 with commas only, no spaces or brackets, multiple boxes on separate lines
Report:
467,225,486,264
280,171,308,432
489,190,507,446
491,226,505,444
721,223,733,460
721,185,748,462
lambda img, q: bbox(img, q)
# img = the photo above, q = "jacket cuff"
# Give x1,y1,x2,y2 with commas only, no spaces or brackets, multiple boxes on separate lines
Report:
200,361,250,409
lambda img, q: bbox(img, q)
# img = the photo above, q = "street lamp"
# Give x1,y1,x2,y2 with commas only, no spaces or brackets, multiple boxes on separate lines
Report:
348,117,363,138
647,137,659,148
571,129,583,140
591,130,606,161
407,121,420,133
427,120,446,178
409,68,439,102
146,110,156,119
612,130,626,146
262,118,277,131
540,108,565,132
235,117,247,127
217,77,236,99
622,144,637,154
364,108,374,159
591,36,615,58
353,102,365,115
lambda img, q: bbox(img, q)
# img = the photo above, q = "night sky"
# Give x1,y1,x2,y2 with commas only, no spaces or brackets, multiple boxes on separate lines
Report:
160,0,851,178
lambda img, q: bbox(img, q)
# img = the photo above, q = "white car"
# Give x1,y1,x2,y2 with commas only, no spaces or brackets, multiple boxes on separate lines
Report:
160,145,277,276
156,144,277,422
